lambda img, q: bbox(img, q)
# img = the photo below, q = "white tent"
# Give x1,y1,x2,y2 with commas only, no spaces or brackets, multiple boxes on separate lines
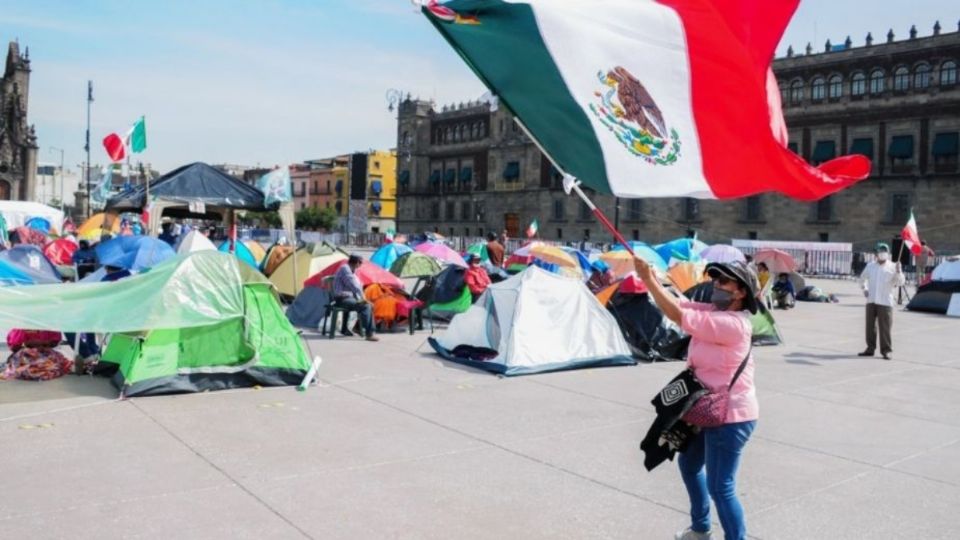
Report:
430,266,634,375
0,201,65,232
932,259,960,281
176,230,217,254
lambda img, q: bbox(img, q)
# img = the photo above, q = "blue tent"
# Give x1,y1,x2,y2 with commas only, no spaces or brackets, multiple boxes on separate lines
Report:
370,243,413,270
0,245,61,285
25,216,53,234
654,238,708,264
559,246,593,275
610,242,668,272
218,240,258,269
95,236,175,271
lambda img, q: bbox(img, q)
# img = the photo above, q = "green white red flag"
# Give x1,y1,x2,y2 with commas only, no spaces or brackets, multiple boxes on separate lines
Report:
421,0,871,201
102,116,147,163
901,211,922,256
526,218,539,238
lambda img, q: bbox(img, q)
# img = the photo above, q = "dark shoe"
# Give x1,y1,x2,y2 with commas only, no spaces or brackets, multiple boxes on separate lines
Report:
340,329,355,337
857,350,875,357
365,335,380,342
882,352,892,360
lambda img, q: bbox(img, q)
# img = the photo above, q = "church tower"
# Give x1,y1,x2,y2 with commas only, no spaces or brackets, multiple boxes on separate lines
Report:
0,40,38,201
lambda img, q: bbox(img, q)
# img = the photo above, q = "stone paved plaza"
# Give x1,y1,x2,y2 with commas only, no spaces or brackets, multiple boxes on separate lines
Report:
2,278,959,539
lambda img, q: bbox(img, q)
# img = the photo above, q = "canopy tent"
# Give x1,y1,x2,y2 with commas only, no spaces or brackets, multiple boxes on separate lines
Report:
77,212,120,241
684,282,784,346
370,242,413,270
429,266,634,375
176,230,217,254
0,201,64,234
0,245,61,285
390,252,442,278
268,241,348,297
218,240,258,269
95,235,176,271
0,252,312,396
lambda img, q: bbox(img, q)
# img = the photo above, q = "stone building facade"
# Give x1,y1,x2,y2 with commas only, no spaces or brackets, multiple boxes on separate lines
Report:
396,24,960,251
0,41,38,202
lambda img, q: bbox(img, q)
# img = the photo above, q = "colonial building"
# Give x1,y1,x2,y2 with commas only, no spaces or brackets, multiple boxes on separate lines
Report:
396,23,960,251
0,41,38,202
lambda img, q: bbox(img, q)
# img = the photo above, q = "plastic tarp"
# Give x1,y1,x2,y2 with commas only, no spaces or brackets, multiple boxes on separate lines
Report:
0,251,265,333
430,266,634,375
0,201,64,233
0,245,61,285
105,162,272,212
370,242,412,270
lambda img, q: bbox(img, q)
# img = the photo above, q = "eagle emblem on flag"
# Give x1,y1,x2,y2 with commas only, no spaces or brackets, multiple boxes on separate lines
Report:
589,66,681,166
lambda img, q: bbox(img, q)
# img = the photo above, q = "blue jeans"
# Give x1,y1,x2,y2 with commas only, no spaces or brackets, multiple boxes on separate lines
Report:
678,420,756,540
334,297,374,335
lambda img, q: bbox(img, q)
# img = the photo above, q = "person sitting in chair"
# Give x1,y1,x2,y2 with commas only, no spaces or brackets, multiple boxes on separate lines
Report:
332,254,378,342
772,272,796,309
464,254,491,302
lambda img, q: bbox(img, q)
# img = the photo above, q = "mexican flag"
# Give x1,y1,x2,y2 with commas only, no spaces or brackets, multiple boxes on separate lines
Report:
526,218,539,238
422,0,871,201
101,116,147,163
901,210,922,256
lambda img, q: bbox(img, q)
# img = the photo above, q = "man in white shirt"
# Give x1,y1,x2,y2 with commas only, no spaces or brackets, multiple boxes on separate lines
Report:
859,242,905,360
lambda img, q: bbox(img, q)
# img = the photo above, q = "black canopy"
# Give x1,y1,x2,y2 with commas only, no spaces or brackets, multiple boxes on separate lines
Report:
106,162,273,212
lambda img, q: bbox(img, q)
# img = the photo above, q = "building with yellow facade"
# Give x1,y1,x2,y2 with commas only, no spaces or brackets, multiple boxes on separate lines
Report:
328,149,397,234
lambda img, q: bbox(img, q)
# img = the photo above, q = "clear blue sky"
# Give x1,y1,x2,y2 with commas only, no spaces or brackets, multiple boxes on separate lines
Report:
3,1,956,173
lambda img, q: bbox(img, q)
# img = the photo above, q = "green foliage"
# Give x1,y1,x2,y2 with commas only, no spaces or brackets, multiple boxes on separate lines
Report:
241,211,281,228
295,206,338,231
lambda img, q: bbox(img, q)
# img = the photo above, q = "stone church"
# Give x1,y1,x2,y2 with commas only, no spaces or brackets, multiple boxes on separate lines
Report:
0,41,38,201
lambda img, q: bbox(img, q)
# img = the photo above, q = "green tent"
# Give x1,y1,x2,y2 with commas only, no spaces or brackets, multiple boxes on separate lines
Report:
750,304,784,346
430,286,473,315
0,251,312,397
465,242,489,263
390,252,441,278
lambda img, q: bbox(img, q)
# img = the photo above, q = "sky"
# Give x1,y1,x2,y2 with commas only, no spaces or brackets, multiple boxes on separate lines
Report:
3,0,956,174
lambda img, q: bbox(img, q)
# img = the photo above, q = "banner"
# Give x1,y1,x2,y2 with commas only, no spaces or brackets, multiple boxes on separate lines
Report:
257,167,292,206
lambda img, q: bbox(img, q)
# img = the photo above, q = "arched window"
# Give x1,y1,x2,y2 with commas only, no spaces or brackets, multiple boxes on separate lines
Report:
789,79,803,105
470,123,479,139
851,72,866,96
444,127,452,143
779,80,788,103
941,60,958,87
811,77,826,101
893,66,910,91
914,64,931,89
828,75,843,99
869,69,885,95
435,128,443,144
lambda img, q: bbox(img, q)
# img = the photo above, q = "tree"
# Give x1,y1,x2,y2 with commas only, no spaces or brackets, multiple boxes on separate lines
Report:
295,207,338,231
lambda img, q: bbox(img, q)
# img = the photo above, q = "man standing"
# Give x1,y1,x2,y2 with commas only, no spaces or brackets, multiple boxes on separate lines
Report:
916,241,935,283
485,232,504,268
859,243,904,360
332,254,378,342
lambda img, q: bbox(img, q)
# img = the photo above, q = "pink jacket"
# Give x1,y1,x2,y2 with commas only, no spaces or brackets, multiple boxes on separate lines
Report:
679,301,758,424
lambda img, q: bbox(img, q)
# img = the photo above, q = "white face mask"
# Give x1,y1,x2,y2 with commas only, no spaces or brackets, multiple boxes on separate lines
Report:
877,252,889,262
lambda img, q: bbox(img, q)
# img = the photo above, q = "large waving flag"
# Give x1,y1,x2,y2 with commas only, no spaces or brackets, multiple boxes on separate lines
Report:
421,0,870,201
257,167,293,206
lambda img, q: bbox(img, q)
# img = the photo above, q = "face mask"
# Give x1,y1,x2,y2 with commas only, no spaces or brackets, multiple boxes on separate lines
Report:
711,287,735,311
877,252,889,262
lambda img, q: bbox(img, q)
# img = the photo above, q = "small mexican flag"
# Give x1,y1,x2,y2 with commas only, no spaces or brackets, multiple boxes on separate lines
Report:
128,116,147,153
526,218,539,238
901,210,922,256
101,116,147,163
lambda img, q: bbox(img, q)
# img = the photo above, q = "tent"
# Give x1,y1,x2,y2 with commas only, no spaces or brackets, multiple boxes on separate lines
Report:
700,244,746,264
243,240,267,265
0,200,64,233
303,259,404,290
43,238,78,266
0,252,312,397
370,242,412,270
218,240,258,269
286,287,331,329
77,212,120,241
684,282,784,346
12,226,49,247
465,242,489,263
95,235,176,271
261,244,293,275
268,242,348,297
177,230,217,254
415,242,467,267
0,245,62,285
604,286,689,361
429,266,634,375
390,252,442,278
908,260,960,314
655,238,708,265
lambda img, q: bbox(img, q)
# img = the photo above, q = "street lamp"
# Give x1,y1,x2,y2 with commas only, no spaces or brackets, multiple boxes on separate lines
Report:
49,146,65,212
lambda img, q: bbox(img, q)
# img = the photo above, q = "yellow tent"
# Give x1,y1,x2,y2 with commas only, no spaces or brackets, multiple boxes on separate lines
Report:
243,240,267,264
667,261,709,293
77,213,120,241
269,242,348,297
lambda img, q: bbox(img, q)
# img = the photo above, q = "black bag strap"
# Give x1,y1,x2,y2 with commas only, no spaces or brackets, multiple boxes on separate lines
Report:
727,346,753,391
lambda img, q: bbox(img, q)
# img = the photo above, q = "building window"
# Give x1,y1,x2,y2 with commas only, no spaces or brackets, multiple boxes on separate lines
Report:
625,199,643,221
747,231,758,240
475,200,485,222
932,132,959,172
941,60,957,87
779,81,788,103
503,161,521,183
557,228,563,240
552,199,565,221
430,201,440,220
815,196,834,222
789,80,803,105
787,142,799,154
464,227,470,237
849,137,874,160
682,198,700,221
578,200,591,221
445,201,455,220
744,196,762,221
819,232,830,242
828,75,842,99
632,229,640,241
461,201,472,221
893,66,910,91
888,135,914,171
811,77,826,101
914,64,932,89
851,72,866,96
889,193,911,224
811,140,837,165
869,69,885,95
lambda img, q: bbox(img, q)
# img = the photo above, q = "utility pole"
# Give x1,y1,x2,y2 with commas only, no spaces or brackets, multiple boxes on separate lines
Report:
50,147,64,213
84,81,93,218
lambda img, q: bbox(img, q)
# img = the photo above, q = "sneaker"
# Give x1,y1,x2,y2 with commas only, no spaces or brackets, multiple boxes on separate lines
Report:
882,352,892,360
365,335,380,342
675,528,712,540
857,350,875,357
340,329,355,337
